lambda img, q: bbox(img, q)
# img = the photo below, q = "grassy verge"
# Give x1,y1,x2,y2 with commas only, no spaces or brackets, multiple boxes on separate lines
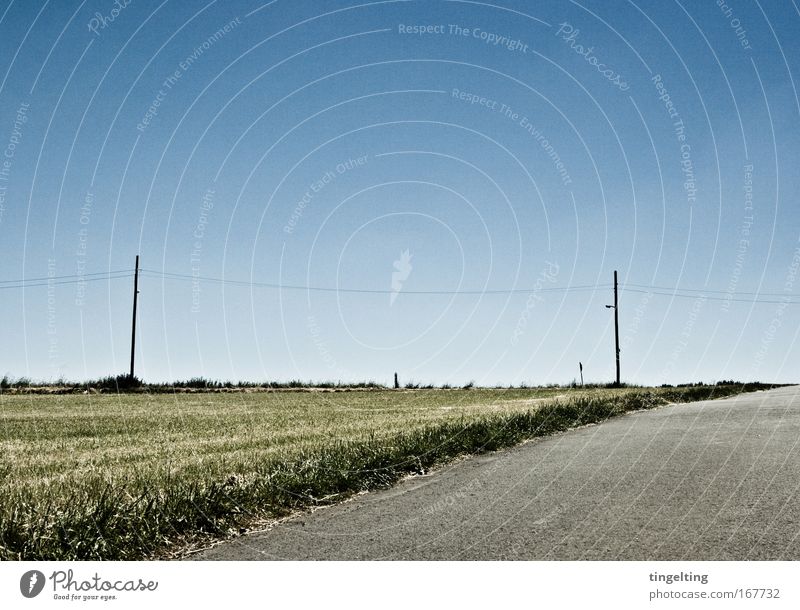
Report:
0,383,772,560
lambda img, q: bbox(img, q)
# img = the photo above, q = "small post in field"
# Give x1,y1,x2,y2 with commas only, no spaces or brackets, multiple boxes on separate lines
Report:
129,255,140,380
394,372,399,389
579,362,584,387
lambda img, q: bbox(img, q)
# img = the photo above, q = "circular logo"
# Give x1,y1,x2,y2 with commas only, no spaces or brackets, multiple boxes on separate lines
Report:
20,570,46,598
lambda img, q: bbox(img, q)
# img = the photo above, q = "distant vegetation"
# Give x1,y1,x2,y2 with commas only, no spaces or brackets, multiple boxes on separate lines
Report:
0,374,776,394
0,382,774,560
0,374,386,393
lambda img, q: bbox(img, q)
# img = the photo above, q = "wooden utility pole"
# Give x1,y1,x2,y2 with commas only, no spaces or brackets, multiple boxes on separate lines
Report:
606,270,621,386
613,270,620,386
129,255,140,380
394,372,399,389
579,362,584,387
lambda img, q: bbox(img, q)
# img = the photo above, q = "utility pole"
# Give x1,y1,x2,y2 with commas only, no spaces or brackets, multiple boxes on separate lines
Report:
605,270,621,386
394,372,399,389
579,362,584,387
129,255,139,380
614,270,620,386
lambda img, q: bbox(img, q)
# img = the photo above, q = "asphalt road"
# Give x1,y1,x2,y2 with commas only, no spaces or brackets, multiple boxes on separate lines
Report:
195,386,800,560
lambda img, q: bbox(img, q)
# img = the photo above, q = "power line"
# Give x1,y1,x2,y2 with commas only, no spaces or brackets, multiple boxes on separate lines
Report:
622,287,800,305
622,282,790,297
0,269,133,284
139,269,609,295
0,267,797,304
139,269,800,303
0,273,133,290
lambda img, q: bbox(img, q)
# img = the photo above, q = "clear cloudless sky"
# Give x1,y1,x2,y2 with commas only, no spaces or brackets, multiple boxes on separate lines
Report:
0,0,798,385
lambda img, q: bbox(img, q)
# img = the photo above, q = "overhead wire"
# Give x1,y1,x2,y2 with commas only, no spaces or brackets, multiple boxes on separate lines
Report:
0,267,797,304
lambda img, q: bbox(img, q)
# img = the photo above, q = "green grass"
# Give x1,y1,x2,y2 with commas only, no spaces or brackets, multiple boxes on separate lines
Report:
0,383,772,560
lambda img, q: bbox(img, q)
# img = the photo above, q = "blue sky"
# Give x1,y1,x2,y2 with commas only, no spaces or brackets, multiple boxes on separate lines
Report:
0,0,798,385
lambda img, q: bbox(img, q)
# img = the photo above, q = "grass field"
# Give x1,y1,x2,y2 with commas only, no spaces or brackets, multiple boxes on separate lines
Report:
0,383,771,560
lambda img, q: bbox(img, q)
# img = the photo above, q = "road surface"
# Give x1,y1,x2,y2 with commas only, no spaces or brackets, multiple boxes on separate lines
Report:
194,385,800,560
